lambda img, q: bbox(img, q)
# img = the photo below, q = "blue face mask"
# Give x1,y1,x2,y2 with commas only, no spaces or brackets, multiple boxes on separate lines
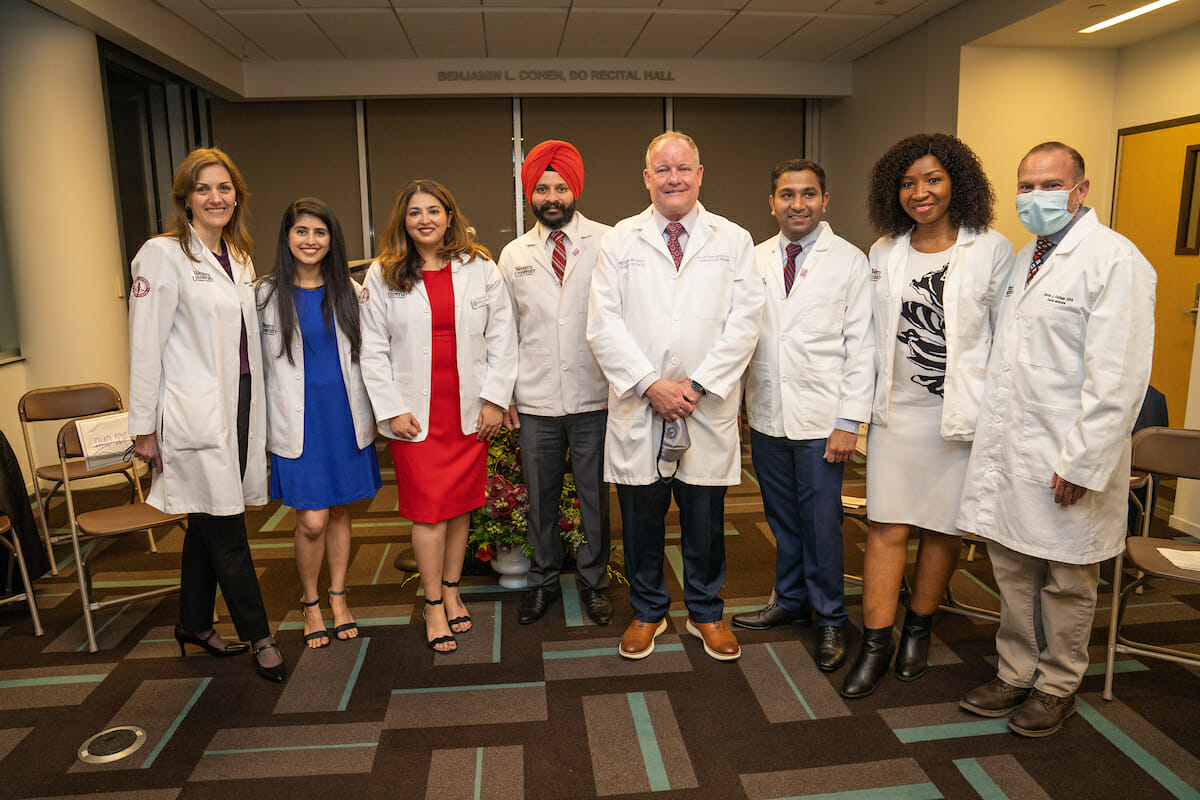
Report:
1015,185,1079,236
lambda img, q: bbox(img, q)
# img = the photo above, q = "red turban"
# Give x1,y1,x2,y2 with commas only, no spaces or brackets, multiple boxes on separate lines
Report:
521,140,585,204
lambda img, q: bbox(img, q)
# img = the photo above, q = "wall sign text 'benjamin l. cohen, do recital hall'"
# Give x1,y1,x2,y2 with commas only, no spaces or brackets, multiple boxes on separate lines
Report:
437,69,676,83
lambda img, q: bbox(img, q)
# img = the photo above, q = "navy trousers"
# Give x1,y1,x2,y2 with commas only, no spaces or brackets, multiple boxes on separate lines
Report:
617,480,727,623
750,428,847,627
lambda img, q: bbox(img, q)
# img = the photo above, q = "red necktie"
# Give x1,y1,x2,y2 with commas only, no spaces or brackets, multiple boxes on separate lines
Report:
1026,238,1052,286
665,221,685,270
784,242,802,296
550,230,566,284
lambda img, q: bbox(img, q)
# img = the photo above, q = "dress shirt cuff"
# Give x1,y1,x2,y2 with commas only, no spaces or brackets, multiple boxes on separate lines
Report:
634,372,659,398
834,418,861,434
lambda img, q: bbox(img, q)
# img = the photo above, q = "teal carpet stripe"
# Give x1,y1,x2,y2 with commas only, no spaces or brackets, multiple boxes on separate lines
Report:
665,546,684,591
371,542,392,585
143,677,210,768
93,578,180,587
666,528,738,540
352,518,408,528
627,692,669,792
1077,699,1200,800
764,643,815,721
953,758,1009,800
474,746,484,800
393,681,545,695
561,575,583,627
1083,660,1149,676
279,616,408,631
249,543,294,549
768,784,943,800
339,638,369,711
205,742,377,755
76,601,133,652
0,673,106,688
544,644,683,660
742,467,759,487
957,569,1001,600
491,600,502,663
893,718,1010,743
261,504,289,532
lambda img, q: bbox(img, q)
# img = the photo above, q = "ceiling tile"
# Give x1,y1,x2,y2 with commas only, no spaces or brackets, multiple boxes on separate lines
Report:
307,8,400,33
627,11,734,58
297,0,389,7
696,12,808,58
483,0,568,6
397,10,486,57
484,9,568,57
657,0,749,8
826,0,923,13
824,11,924,60
324,30,416,58
203,0,300,8
742,0,837,10
390,0,480,7
559,9,651,57
158,0,271,60
571,0,659,6
764,14,885,61
219,10,345,59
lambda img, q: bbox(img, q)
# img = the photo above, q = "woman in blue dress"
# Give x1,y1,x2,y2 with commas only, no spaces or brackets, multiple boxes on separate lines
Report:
258,198,382,649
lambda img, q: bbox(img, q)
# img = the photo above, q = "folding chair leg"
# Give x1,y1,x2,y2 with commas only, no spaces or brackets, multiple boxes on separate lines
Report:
71,536,99,653
1102,550,1125,701
32,495,58,577
129,466,158,554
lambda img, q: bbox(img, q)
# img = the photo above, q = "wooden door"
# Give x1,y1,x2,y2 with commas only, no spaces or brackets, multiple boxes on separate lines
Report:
1113,121,1200,424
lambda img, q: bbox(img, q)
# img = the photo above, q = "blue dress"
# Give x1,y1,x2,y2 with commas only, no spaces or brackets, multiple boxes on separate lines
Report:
269,286,382,509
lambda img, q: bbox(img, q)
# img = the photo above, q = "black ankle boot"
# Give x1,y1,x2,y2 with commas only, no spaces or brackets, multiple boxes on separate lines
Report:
894,607,933,682
840,626,895,699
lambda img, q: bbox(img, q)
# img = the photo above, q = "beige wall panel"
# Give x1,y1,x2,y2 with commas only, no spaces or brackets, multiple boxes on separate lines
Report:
365,99,515,258
1115,22,1200,131
673,98,805,244
520,97,664,230
208,100,364,267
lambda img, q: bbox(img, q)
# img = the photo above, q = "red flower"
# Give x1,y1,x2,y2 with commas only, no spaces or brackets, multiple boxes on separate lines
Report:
475,544,495,562
558,518,574,531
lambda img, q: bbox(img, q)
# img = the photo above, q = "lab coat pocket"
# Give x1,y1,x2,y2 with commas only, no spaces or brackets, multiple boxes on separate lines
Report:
162,381,225,451
1014,401,1073,483
1018,311,1084,372
797,291,842,333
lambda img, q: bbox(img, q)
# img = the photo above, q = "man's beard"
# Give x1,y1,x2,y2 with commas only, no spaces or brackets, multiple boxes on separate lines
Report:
533,199,576,229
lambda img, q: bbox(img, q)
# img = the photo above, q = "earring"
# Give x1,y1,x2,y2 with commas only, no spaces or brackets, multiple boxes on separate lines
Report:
234,201,238,207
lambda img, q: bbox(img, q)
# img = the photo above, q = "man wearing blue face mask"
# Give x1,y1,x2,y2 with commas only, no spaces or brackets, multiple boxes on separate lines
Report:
956,141,1155,738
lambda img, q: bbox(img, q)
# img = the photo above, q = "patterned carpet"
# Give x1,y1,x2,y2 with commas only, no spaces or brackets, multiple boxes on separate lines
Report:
1,437,1199,800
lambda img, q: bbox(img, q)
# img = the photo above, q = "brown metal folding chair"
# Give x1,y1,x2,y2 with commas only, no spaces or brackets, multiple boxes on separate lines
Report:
1103,426,1200,700
58,417,184,653
0,513,43,636
19,383,152,574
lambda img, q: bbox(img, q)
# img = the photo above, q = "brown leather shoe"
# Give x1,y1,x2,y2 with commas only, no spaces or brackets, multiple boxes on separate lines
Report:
685,619,741,661
619,619,667,660
1008,690,1077,738
960,676,1032,718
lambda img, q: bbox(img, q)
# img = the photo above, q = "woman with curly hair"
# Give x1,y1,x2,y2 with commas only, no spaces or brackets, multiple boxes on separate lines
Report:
359,179,517,653
841,133,1015,699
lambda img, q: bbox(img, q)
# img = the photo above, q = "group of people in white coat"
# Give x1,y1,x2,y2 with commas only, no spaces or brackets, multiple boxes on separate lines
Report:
724,133,1154,741
125,132,1155,739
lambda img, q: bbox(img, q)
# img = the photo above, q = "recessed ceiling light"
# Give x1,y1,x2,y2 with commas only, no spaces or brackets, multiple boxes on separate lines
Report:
1079,0,1181,33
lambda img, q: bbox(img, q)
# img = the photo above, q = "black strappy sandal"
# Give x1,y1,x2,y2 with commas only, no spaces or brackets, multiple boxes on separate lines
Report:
300,597,330,648
423,597,456,652
329,587,358,640
442,579,472,632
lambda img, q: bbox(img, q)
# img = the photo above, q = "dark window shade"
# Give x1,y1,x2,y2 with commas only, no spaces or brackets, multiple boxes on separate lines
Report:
519,97,665,231
365,99,515,259
672,98,806,244
208,100,364,268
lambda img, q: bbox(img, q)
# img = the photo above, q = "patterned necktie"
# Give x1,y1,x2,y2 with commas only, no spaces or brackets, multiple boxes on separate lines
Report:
550,230,566,284
784,242,802,296
665,221,685,270
1026,237,1052,286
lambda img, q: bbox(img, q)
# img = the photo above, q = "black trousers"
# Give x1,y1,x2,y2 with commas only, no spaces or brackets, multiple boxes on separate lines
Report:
178,374,269,641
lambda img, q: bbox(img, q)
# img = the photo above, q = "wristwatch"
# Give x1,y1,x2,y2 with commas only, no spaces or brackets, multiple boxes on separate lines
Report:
690,380,706,396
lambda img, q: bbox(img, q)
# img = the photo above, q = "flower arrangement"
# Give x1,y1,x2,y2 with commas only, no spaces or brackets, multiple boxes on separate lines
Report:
468,427,531,561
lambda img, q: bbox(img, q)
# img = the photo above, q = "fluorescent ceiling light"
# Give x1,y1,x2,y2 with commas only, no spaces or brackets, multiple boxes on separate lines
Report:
1078,0,1181,33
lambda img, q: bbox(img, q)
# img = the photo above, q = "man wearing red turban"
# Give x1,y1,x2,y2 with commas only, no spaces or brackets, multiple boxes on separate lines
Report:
498,140,614,626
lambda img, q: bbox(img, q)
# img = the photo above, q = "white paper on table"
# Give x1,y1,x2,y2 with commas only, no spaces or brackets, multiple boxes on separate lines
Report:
1158,547,1200,571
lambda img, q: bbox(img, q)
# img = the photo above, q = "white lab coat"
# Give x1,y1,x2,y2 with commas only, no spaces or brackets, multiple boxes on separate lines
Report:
869,226,1015,440
358,253,517,441
497,213,612,416
587,203,765,486
957,209,1156,563
127,231,267,515
745,224,875,440
255,278,377,458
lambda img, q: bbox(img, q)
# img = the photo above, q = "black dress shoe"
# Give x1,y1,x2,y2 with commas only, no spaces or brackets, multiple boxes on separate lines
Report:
731,601,812,630
518,586,559,625
253,642,287,684
581,587,612,625
841,626,895,698
815,625,847,672
894,606,933,681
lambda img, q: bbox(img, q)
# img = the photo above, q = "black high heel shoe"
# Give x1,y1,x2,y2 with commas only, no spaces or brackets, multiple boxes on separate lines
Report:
442,579,471,633
174,623,250,657
253,641,287,683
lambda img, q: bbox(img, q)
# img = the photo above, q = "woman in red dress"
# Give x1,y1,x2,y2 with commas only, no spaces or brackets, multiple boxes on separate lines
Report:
360,180,517,652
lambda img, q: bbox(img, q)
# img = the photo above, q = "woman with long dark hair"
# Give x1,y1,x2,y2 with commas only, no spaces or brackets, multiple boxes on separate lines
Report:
258,198,381,649
841,133,1014,699
359,179,517,653
128,147,285,683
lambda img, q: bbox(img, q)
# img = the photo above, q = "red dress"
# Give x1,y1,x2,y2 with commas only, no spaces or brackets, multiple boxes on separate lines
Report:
389,266,487,523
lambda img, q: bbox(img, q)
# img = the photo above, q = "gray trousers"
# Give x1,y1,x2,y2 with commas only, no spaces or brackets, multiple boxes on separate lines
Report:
518,410,610,591
990,539,1100,697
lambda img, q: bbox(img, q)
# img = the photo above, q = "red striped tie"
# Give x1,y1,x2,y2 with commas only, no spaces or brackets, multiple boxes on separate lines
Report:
551,230,566,284
784,242,802,296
